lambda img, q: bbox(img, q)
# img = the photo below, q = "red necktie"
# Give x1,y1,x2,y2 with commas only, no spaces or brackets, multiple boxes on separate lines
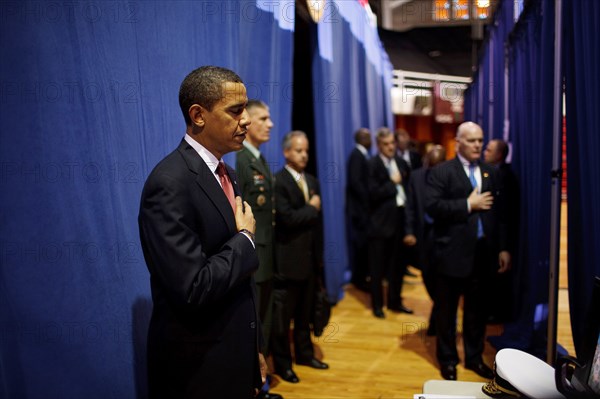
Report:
216,162,236,212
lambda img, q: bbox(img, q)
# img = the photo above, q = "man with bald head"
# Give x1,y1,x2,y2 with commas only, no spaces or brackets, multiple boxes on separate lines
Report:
425,122,510,381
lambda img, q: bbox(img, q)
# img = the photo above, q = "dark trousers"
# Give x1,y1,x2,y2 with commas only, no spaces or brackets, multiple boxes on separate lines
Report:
256,279,274,355
435,238,491,366
271,277,315,372
368,207,406,310
348,222,369,287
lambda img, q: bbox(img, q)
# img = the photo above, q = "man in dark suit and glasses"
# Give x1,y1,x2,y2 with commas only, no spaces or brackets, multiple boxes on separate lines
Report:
425,121,511,381
138,66,265,398
272,131,329,384
367,129,413,319
346,128,372,292
236,100,283,399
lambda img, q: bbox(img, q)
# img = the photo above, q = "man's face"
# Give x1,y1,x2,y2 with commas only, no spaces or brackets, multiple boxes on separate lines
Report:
200,82,250,158
456,124,484,163
247,106,273,147
484,141,501,165
378,134,396,159
396,131,409,151
284,136,309,172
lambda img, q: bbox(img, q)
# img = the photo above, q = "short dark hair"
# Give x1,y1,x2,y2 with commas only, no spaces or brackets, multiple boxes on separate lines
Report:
178,66,243,126
246,99,268,112
495,139,509,161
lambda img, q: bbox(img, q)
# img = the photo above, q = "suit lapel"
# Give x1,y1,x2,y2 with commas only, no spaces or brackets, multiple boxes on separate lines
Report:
452,157,473,192
480,163,491,193
178,140,237,232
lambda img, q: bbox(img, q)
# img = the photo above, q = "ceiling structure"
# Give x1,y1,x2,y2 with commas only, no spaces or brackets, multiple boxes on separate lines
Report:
368,0,499,77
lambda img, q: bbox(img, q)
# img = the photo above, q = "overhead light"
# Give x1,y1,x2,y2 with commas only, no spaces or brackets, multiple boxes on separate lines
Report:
477,0,490,7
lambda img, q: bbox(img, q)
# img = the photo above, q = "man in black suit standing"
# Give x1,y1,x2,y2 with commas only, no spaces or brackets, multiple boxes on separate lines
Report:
272,131,329,384
346,128,372,292
236,100,283,399
425,121,511,381
368,129,413,319
484,139,520,323
403,145,446,335
395,128,423,170
138,66,264,398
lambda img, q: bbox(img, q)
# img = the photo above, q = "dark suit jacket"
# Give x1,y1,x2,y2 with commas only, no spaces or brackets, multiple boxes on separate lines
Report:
404,167,431,271
236,147,275,283
139,139,260,398
398,149,423,170
425,157,507,278
498,163,520,253
346,147,370,235
367,155,410,239
274,168,323,281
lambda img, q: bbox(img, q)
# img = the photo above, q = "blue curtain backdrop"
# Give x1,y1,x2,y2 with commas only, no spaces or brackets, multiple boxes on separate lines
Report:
464,0,514,142
489,0,557,357
0,1,293,398
311,0,393,302
564,0,600,357
466,0,558,356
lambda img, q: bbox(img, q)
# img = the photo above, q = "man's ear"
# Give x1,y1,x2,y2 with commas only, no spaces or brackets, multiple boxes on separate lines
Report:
189,104,205,128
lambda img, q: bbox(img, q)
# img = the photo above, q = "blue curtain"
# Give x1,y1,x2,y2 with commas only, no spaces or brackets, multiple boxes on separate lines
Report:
490,0,557,357
311,0,393,302
564,0,600,357
0,1,293,397
465,0,514,140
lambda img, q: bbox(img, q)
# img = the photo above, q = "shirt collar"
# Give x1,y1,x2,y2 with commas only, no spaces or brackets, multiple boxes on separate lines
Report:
356,144,369,157
285,165,303,182
184,134,220,173
243,140,261,160
457,153,478,168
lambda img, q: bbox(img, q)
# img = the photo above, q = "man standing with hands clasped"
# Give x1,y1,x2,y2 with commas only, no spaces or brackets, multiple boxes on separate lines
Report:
139,66,266,398
425,121,510,381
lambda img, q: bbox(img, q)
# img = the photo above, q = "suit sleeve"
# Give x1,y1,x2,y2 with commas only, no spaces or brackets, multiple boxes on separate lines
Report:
404,177,417,236
425,165,470,222
347,152,369,204
139,172,258,307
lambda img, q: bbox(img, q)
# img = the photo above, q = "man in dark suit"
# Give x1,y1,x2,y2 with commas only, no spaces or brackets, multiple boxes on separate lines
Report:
368,129,413,319
425,121,511,381
272,131,328,384
403,145,446,335
395,128,423,171
138,66,264,398
236,100,283,399
346,128,372,292
484,139,520,323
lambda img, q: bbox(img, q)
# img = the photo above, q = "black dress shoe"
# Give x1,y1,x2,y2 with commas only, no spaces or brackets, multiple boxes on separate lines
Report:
278,369,299,383
256,391,284,399
440,364,457,380
388,304,414,314
465,362,494,379
373,308,385,318
297,358,329,369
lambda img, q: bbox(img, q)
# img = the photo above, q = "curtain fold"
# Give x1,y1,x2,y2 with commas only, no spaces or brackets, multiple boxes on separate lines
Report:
564,0,600,357
0,1,293,397
491,0,557,357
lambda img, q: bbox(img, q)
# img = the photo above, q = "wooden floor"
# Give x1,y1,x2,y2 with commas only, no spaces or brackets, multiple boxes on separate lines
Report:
268,203,574,398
